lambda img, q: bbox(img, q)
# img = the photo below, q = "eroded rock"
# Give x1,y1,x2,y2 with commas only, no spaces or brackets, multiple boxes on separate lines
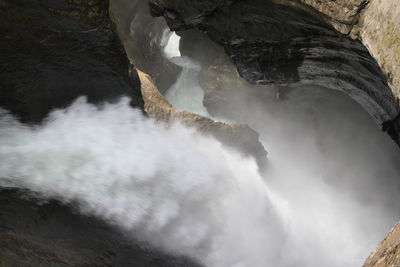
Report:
110,0,181,93
273,0,400,108
364,222,400,267
271,0,369,34
149,0,397,125
148,0,399,145
149,0,236,30
354,0,400,102
138,69,268,169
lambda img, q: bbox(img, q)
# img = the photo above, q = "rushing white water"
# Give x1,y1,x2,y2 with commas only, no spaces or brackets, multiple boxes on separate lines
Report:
0,98,289,267
162,31,211,117
162,30,181,59
166,57,211,117
159,63,400,266
2,9,400,266
2,93,396,267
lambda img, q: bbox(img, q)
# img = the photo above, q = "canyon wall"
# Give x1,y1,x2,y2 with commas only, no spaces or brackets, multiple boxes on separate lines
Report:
149,0,398,129
148,0,400,265
281,0,399,103
277,0,400,107
1,0,399,265
0,0,143,124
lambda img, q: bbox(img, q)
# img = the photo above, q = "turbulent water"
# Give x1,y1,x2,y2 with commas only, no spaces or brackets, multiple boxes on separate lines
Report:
1,9,400,267
156,30,400,267
0,98,288,267
163,31,211,117
2,91,398,267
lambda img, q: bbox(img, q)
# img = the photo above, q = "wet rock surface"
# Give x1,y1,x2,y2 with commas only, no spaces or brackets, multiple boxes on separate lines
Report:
271,0,369,34
110,0,181,94
149,0,398,128
149,0,235,30
149,0,400,146
268,0,400,112
0,0,143,124
268,0,400,115
354,0,400,105
0,189,200,267
2,0,400,266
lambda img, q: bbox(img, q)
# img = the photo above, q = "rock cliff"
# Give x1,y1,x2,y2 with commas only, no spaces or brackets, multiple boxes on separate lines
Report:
0,0,143,124
148,0,398,130
364,222,400,267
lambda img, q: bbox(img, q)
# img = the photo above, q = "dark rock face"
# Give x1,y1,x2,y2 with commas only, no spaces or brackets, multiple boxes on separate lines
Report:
149,0,399,133
0,189,200,267
0,0,143,124
149,0,235,30
272,0,369,34
110,0,181,94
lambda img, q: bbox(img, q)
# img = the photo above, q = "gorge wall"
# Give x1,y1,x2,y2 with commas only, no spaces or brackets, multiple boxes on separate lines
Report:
276,0,399,103
149,0,400,143
0,0,143,123
150,0,399,102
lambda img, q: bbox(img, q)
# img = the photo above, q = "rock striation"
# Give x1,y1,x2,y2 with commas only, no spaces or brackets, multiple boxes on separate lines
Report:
148,0,398,130
354,0,400,103
266,1,400,106
111,0,182,93
364,222,400,267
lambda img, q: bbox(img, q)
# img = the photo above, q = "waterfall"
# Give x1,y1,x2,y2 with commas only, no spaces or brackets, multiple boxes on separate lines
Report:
1,6,400,266
0,98,287,267
162,30,211,118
